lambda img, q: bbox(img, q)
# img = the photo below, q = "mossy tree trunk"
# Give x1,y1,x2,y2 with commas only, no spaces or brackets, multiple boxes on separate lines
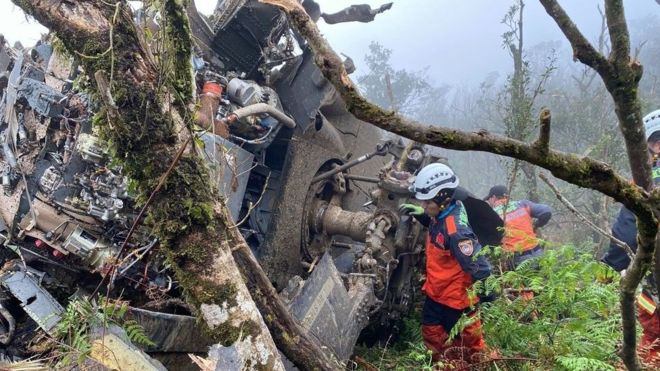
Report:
262,0,658,369
10,0,291,369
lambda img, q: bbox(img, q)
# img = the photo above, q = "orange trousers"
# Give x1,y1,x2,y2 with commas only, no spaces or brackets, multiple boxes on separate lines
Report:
638,293,660,366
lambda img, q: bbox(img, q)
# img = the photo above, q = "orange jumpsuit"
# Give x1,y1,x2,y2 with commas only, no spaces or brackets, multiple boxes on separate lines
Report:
417,201,492,365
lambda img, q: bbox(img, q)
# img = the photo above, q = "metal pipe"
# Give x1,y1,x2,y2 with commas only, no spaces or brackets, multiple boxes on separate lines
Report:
311,142,390,184
315,204,372,242
344,174,380,183
1,139,16,168
229,103,296,129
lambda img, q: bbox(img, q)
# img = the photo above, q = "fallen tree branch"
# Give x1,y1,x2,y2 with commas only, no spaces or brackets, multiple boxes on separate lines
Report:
229,224,341,371
539,172,634,259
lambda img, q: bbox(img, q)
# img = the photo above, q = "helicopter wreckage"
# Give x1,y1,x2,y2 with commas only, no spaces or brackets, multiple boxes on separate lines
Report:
0,1,501,369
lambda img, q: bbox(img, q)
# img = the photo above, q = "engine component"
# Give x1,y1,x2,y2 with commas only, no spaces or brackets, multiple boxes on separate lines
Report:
227,102,296,130
76,133,107,164
195,80,229,137
312,202,372,242
227,78,274,107
62,226,117,270
16,77,65,118
74,167,129,222
311,141,391,183
38,166,62,194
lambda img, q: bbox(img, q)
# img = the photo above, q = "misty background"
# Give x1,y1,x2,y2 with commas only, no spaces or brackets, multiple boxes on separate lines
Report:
1,0,660,250
3,1,658,85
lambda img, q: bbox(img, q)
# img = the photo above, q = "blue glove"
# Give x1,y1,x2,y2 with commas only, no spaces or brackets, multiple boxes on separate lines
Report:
399,203,424,216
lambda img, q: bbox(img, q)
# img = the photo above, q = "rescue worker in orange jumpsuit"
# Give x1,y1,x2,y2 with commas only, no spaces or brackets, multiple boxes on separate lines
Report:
602,109,660,366
400,163,492,365
484,185,552,269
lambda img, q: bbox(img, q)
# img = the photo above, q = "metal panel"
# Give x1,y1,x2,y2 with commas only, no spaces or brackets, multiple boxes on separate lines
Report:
288,253,373,360
128,308,210,353
1,271,64,334
200,133,254,222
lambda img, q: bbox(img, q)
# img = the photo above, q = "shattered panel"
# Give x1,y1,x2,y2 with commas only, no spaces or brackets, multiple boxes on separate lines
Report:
288,253,369,360
1,270,64,334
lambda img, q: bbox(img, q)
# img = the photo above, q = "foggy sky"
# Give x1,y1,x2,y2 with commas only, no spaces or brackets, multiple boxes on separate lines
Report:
316,0,659,86
0,1,658,87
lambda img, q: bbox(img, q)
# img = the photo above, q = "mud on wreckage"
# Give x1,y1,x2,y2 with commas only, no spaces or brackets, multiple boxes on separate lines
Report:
0,1,486,368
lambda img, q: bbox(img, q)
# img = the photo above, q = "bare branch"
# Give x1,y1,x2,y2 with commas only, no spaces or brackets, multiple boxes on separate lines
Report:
261,0,650,218
538,0,611,75
604,0,631,67
539,1,649,192
534,108,551,151
539,173,633,259
597,5,610,55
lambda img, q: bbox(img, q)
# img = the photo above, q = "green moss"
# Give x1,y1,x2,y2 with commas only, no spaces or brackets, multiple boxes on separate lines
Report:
162,0,194,105
253,361,274,371
166,241,239,308
281,331,294,346
203,320,242,346
199,317,261,346
16,0,250,349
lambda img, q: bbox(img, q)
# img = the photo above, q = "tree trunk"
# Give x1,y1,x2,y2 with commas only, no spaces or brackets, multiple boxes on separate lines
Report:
11,0,288,369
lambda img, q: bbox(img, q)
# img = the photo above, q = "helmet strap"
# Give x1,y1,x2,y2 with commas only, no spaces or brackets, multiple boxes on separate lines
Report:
436,202,457,220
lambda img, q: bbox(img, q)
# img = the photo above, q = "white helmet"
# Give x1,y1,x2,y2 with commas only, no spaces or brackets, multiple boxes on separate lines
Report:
644,109,660,141
412,163,459,201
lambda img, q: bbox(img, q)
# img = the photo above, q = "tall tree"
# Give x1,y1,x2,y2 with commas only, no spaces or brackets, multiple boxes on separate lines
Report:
357,41,449,120
9,1,337,370
500,0,554,202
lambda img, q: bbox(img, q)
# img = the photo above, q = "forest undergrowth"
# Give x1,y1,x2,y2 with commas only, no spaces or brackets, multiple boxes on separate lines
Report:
352,244,625,371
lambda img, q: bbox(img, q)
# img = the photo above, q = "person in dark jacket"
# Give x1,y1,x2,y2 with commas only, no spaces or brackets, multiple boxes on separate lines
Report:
484,185,552,269
400,163,492,365
602,109,660,366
